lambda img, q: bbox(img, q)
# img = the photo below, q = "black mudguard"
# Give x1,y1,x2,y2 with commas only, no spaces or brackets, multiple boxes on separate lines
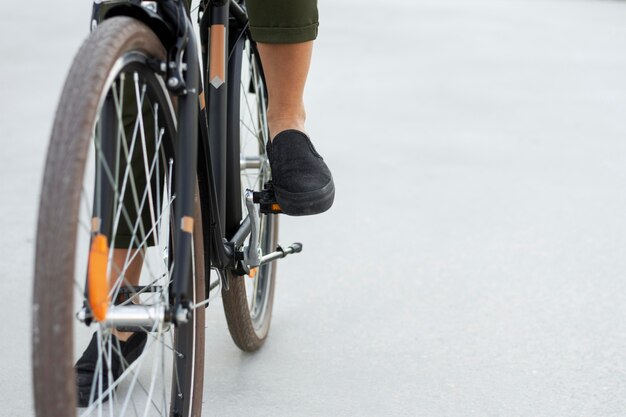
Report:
91,1,178,49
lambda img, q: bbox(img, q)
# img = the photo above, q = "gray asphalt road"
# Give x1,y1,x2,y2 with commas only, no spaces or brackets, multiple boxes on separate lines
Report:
3,0,626,416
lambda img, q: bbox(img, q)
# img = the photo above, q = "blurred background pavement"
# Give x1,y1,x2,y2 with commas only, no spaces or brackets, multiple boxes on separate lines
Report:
2,0,626,415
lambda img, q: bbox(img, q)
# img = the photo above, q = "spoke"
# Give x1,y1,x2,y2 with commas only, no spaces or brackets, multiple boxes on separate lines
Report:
240,78,258,139
97,76,171,305
171,328,183,411
141,324,167,417
114,75,125,226
160,328,167,416
107,140,170,303
249,56,269,148
107,192,175,301
90,120,149,259
114,274,167,307
135,73,158,248
105,77,150,251
240,118,259,140
116,321,170,417
119,125,167,276
154,101,162,254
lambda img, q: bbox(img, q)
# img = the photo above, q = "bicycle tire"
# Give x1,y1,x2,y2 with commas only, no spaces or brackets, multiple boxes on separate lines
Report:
221,36,279,352
32,17,205,417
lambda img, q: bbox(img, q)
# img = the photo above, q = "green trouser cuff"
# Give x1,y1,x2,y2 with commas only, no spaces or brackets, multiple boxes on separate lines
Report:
249,23,319,44
245,0,319,44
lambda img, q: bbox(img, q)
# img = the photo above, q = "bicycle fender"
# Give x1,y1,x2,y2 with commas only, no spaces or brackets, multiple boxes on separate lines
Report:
91,1,177,49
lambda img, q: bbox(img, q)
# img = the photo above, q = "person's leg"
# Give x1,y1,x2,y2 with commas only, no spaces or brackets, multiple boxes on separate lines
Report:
256,41,312,140
245,0,334,216
246,0,318,140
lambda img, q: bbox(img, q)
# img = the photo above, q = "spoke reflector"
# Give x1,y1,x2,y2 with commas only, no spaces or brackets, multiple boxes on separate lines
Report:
88,233,110,321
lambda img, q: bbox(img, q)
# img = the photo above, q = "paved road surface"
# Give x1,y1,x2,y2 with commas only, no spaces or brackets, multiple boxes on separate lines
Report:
2,0,626,415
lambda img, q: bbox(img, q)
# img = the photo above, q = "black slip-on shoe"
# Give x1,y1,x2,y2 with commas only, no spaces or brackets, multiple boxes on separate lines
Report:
266,130,335,216
75,332,147,407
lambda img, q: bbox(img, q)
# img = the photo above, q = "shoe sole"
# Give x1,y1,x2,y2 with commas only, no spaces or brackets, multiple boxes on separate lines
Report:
272,179,335,216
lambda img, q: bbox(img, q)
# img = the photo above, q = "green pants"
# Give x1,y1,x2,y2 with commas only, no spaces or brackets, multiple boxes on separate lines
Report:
245,0,319,43
183,0,319,43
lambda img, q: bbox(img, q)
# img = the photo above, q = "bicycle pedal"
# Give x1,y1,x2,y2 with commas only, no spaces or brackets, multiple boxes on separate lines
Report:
252,182,283,214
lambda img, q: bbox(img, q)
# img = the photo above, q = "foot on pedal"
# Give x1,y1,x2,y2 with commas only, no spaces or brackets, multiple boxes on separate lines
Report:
265,130,335,216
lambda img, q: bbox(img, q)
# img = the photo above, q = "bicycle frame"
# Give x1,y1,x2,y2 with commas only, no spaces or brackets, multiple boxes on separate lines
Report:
92,0,256,320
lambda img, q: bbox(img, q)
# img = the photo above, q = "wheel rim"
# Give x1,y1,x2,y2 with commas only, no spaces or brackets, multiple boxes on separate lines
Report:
238,41,277,333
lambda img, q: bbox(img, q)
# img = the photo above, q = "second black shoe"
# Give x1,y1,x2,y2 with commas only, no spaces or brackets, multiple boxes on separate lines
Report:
74,331,147,407
266,130,335,216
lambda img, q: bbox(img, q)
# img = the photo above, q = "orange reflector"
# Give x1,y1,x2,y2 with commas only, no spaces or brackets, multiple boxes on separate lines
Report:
248,267,258,279
88,233,110,322
271,203,281,212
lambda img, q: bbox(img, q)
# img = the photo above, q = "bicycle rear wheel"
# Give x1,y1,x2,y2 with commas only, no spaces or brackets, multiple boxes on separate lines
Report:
32,17,204,417
221,36,279,352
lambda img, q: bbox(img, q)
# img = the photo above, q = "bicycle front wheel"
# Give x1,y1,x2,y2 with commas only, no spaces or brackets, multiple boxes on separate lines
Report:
32,17,205,417
221,36,279,352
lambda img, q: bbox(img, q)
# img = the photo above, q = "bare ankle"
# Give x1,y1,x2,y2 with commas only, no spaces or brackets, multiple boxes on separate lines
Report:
267,106,306,141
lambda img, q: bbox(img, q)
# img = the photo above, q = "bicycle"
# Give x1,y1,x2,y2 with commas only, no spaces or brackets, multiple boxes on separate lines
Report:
32,1,303,415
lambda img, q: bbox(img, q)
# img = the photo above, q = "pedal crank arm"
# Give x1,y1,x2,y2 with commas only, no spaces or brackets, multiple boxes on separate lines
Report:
244,189,262,267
